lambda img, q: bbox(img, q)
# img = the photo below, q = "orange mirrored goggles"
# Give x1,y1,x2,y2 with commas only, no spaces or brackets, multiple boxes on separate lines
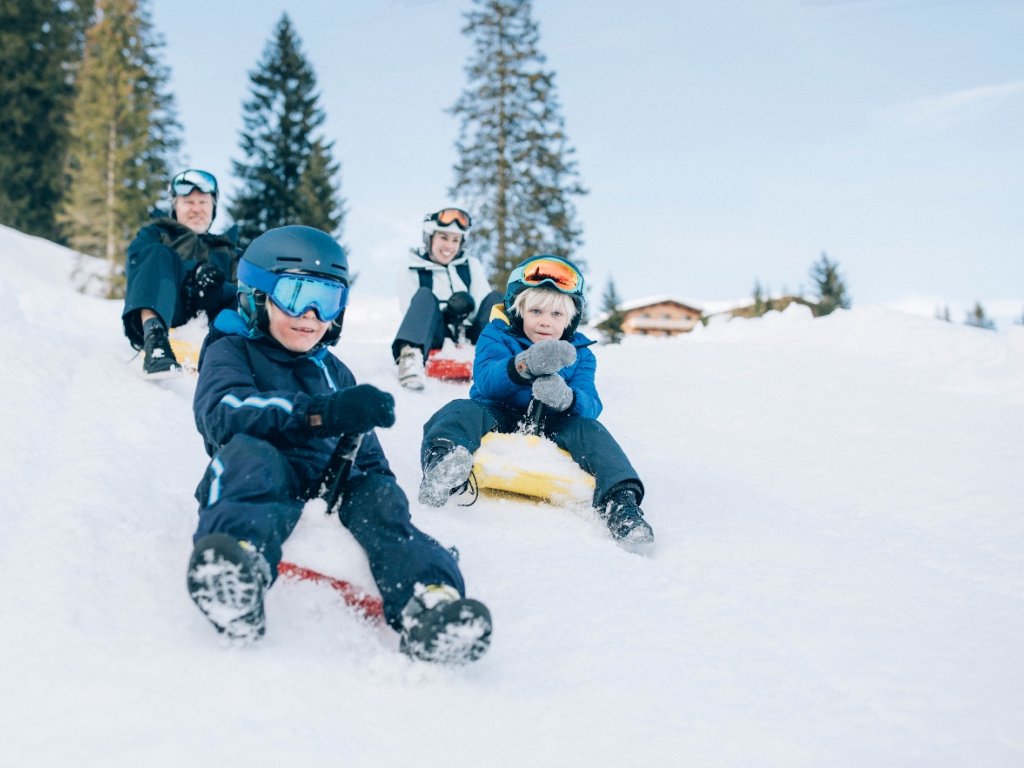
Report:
432,208,471,230
510,256,584,294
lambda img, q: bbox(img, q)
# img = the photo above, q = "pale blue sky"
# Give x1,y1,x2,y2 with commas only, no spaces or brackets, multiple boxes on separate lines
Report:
152,0,1023,321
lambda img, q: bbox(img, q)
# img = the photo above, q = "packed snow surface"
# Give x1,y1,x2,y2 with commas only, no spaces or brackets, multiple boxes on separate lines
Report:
1,224,1022,767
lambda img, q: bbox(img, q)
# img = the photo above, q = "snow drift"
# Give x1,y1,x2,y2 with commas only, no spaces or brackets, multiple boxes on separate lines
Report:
1,223,1022,767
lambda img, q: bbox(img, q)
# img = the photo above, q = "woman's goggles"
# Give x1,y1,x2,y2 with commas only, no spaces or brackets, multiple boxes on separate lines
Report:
238,260,348,321
171,169,218,198
431,208,471,231
510,256,584,295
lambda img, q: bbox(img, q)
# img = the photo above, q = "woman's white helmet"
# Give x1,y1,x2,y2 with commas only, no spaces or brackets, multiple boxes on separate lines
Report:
422,207,471,251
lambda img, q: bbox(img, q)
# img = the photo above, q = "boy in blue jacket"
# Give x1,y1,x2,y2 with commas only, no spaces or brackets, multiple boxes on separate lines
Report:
417,254,654,550
187,225,491,664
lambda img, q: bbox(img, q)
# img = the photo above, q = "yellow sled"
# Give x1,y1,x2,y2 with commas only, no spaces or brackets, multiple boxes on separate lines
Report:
472,431,595,505
168,332,200,372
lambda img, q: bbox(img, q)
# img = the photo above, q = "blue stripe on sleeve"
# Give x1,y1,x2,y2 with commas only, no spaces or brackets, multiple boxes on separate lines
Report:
220,393,294,414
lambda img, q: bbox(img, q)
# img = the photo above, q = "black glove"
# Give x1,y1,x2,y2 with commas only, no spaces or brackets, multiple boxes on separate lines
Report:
306,384,396,436
183,263,225,315
514,339,576,379
531,374,574,412
443,291,476,326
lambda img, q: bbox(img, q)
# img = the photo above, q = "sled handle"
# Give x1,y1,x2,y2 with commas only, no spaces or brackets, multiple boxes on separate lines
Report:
525,399,546,437
317,431,365,514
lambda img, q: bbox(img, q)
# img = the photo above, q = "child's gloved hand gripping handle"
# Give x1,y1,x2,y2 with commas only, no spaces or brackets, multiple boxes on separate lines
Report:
307,384,396,436
513,339,576,379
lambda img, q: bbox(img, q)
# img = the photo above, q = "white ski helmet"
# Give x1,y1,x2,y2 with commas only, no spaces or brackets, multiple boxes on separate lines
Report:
422,207,471,252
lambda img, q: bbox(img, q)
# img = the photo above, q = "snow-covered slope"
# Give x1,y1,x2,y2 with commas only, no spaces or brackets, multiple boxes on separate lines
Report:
1,223,1022,767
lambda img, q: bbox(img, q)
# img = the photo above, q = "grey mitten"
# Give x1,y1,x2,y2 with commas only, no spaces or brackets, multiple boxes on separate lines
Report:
514,339,576,379
531,374,574,412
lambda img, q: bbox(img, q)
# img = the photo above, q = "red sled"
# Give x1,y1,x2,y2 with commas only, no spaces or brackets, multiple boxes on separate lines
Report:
425,348,473,381
278,560,383,620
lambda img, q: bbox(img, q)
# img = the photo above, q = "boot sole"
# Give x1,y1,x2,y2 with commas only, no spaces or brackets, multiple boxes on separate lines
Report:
143,366,183,381
418,447,474,506
401,598,492,664
187,534,266,643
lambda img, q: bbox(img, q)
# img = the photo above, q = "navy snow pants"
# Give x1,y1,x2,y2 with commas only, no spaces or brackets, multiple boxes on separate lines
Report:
421,399,645,507
392,287,501,361
122,244,193,348
193,434,464,628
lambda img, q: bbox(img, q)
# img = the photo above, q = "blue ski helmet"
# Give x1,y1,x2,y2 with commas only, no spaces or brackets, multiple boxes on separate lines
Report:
237,225,350,346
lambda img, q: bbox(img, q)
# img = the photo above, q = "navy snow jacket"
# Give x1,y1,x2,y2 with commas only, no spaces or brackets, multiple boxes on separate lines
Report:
193,327,393,490
469,318,602,419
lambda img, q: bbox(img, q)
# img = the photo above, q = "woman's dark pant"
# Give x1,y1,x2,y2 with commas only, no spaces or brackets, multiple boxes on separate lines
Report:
392,287,502,360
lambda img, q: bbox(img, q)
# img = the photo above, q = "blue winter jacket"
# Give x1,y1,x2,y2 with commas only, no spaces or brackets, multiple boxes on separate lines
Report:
469,318,602,419
193,319,393,488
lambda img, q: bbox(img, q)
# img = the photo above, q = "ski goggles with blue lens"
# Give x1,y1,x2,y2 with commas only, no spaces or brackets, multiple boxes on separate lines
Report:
171,169,218,197
509,256,584,295
237,260,349,321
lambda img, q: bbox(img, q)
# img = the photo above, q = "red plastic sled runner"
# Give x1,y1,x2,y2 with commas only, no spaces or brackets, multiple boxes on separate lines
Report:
277,561,383,619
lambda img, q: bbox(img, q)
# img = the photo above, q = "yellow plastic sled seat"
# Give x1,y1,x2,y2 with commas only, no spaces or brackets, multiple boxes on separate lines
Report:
472,431,595,505
168,333,200,372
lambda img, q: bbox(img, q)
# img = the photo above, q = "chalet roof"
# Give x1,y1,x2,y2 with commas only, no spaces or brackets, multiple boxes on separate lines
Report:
618,296,703,314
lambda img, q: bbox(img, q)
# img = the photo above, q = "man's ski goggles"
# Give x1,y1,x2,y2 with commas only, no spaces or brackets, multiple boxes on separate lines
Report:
510,256,584,294
171,169,218,197
430,208,471,231
238,261,349,321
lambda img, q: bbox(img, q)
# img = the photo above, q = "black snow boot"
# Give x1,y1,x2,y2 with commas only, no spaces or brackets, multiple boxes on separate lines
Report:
601,485,654,551
141,317,182,379
187,533,272,643
400,584,492,665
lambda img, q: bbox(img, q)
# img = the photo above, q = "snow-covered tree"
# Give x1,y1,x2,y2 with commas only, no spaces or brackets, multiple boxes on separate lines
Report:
230,14,344,247
450,0,586,288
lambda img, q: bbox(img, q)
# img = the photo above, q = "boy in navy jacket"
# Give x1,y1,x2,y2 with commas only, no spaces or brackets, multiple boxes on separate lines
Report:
417,255,654,551
187,225,491,664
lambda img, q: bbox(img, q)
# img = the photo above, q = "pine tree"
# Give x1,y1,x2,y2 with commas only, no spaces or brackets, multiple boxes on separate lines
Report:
935,305,952,322
752,280,767,316
295,137,344,235
964,301,996,331
809,252,851,317
0,0,89,240
596,277,626,344
230,14,344,247
59,0,179,297
450,0,587,288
